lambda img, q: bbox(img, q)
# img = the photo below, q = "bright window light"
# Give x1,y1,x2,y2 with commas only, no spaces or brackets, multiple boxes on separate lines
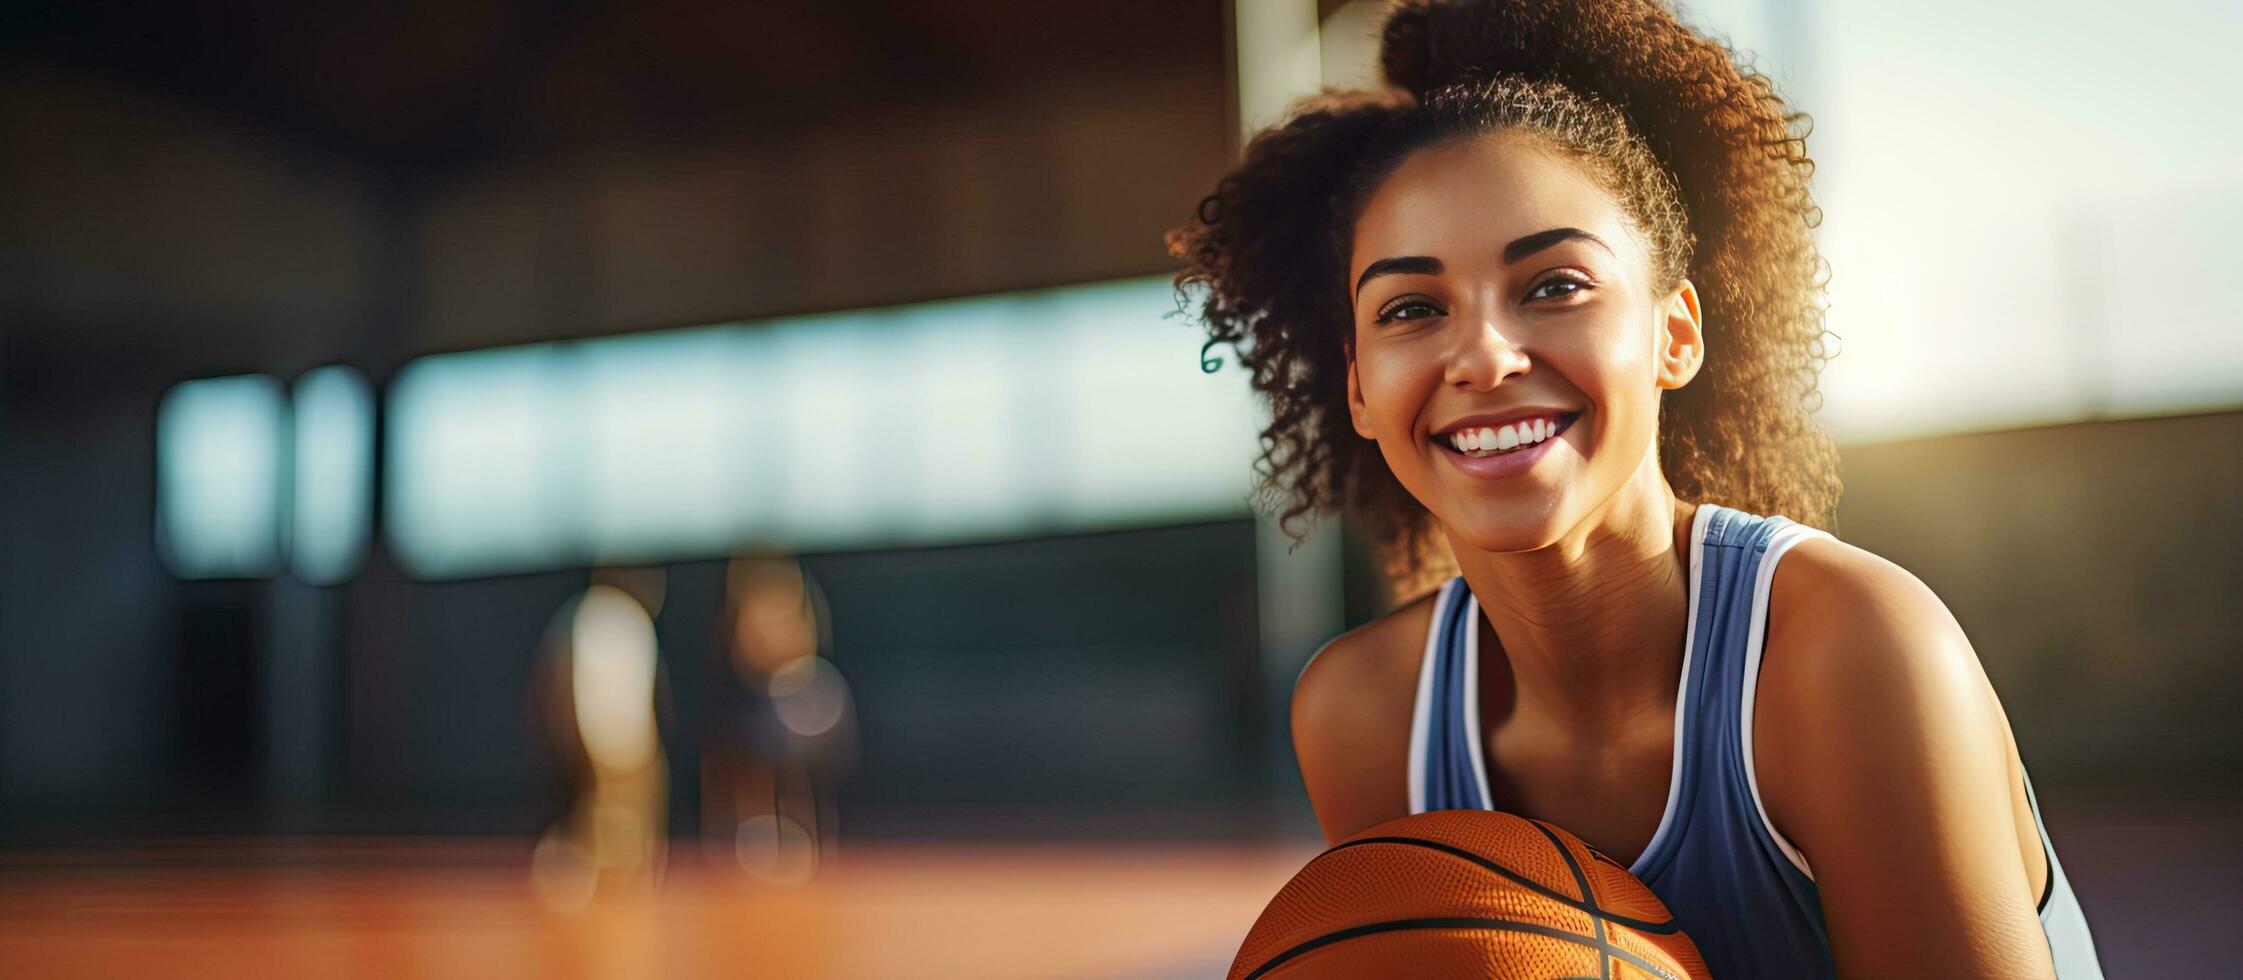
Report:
578,328,746,561
156,374,287,578
386,345,575,579
1804,0,2243,442
291,365,374,585
382,275,1261,579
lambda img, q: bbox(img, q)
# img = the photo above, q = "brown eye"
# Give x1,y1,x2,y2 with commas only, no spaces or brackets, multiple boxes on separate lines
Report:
1527,274,1592,302
1375,299,1441,324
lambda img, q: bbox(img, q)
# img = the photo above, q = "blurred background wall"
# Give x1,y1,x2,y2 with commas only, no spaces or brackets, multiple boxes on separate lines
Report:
2,0,1263,838
2,0,2239,972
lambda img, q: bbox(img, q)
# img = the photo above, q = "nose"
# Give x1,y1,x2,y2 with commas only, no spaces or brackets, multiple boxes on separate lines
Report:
1442,305,1530,391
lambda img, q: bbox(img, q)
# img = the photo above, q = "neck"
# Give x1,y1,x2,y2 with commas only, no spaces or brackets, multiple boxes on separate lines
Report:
1446,454,1696,738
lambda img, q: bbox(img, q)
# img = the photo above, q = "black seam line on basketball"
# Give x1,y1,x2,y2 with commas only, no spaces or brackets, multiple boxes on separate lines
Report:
1318,837,1682,936
1241,916,1683,980
1530,819,1609,980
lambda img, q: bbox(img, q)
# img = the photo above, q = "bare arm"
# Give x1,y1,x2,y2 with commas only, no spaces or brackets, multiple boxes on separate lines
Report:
1291,624,1417,848
1760,544,2055,979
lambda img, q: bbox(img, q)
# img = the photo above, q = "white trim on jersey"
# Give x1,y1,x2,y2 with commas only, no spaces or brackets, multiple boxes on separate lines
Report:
2024,767,2106,977
1739,519,1834,881
1405,578,1456,816
1460,591,1495,811
1628,500,1714,877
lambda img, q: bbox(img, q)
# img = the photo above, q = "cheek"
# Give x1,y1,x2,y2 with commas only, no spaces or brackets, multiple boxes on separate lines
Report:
1564,313,1668,456
1561,309,1661,393
1352,342,1435,436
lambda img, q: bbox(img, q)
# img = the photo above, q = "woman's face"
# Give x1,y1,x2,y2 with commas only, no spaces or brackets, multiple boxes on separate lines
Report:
1345,132,1702,554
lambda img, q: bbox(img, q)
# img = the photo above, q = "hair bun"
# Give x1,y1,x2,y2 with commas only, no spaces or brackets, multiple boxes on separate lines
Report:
1382,0,1534,96
1380,0,1620,100
1377,0,1440,96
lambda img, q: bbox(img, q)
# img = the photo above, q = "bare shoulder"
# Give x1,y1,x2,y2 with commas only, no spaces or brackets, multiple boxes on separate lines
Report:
1769,532,1937,614
1291,586,1443,847
1759,534,1995,768
1761,534,1985,700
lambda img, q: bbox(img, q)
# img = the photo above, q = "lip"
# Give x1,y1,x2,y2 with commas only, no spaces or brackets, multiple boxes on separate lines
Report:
1433,411,1579,480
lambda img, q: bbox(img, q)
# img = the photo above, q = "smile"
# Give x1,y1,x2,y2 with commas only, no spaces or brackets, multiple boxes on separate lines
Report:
1430,411,1580,480
1436,412,1577,458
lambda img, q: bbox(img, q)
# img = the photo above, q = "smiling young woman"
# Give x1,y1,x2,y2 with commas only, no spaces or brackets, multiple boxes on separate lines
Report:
1166,1,2104,977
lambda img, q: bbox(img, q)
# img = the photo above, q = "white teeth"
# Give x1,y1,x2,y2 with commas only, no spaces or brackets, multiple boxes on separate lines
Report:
1446,416,1567,456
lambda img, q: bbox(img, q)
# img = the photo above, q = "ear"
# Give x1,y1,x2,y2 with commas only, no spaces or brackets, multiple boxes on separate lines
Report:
1345,340,1377,440
1656,279,1705,391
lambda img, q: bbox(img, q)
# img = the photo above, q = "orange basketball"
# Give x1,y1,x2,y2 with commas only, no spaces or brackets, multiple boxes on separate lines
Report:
1230,810,1712,980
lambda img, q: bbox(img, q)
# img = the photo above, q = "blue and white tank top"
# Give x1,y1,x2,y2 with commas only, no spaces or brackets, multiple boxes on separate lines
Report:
1405,503,2103,979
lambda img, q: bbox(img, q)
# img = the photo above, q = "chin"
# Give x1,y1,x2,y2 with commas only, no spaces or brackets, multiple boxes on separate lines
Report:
1438,499,1571,556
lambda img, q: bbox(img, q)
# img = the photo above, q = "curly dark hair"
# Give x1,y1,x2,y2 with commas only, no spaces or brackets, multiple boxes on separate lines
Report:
1167,0,1841,587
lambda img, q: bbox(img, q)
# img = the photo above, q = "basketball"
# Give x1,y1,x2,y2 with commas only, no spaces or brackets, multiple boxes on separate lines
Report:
1229,810,1712,980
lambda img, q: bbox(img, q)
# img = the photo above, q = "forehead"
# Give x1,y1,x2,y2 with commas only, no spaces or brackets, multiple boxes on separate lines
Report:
1350,133,1640,277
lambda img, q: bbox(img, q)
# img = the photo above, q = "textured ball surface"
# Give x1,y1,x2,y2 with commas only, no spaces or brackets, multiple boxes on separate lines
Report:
1230,810,1712,979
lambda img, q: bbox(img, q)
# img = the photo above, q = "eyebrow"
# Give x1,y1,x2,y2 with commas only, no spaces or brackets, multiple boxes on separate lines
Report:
1352,256,1442,299
1502,226,1612,265
1353,227,1616,299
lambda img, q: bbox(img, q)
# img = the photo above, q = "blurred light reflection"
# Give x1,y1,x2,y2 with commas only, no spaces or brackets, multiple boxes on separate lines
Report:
289,365,373,585
156,374,287,578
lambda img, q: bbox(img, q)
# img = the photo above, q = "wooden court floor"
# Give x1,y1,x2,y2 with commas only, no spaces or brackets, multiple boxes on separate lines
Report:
0,838,1317,979
7,810,2236,976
